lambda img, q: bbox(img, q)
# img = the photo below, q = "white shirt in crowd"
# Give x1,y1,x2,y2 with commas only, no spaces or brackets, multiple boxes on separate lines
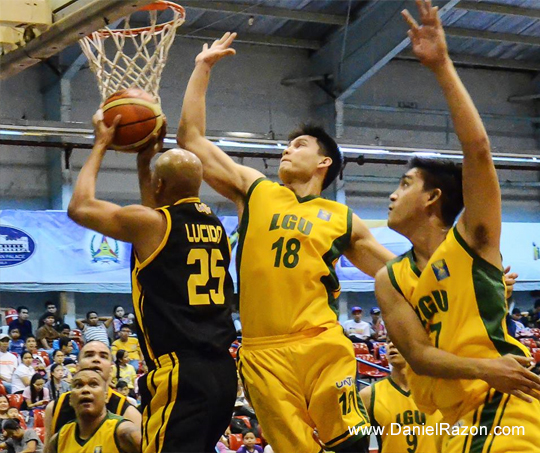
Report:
0,351,18,384
12,363,35,393
82,324,110,346
342,319,371,339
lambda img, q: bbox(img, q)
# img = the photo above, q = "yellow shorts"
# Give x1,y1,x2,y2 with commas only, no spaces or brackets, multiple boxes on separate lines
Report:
442,388,540,453
238,325,369,453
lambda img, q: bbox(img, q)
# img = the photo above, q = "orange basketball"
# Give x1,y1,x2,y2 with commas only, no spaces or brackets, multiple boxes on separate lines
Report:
102,88,163,152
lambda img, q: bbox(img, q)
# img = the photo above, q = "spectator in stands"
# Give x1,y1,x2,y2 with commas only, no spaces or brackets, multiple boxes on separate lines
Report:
0,333,18,393
236,429,263,453
511,307,527,329
46,364,70,401
0,418,43,453
115,381,138,407
12,352,35,394
38,301,62,330
111,324,143,371
112,306,130,339
112,350,137,391
46,351,72,383
76,312,112,346
7,407,21,420
8,328,25,357
9,307,33,341
36,314,60,351
369,307,387,341
342,306,373,351
216,427,234,453
23,373,50,411
54,337,77,368
528,300,540,327
0,395,10,425
51,324,79,357
24,337,46,376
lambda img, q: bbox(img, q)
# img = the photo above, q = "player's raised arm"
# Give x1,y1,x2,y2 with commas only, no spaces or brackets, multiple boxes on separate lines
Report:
344,214,395,278
68,110,165,249
403,0,501,265
177,32,263,206
375,267,540,402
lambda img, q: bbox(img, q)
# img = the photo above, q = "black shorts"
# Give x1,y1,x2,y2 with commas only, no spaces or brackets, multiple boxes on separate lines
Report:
139,351,237,453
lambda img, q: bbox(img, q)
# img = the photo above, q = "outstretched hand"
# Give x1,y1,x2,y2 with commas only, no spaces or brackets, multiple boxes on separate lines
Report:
483,355,540,403
93,109,120,150
402,0,450,71
195,32,237,68
504,265,518,300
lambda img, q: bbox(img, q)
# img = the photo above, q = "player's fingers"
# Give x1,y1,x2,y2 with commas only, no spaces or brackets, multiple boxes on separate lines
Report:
510,354,535,367
510,389,533,403
112,114,122,127
218,32,230,44
202,43,208,51
224,32,237,47
402,10,420,31
416,0,428,18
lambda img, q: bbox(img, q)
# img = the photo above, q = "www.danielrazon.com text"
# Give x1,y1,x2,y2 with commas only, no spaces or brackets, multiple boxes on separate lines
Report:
348,424,525,437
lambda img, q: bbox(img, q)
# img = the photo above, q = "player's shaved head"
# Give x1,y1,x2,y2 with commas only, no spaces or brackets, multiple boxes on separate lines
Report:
154,148,203,202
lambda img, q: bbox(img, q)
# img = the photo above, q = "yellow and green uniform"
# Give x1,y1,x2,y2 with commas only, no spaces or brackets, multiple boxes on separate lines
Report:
50,388,131,435
369,377,443,453
387,226,540,452
237,179,369,452
53,412,126,453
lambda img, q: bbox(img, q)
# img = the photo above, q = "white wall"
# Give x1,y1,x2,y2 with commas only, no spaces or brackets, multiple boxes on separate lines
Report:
0,43,538,219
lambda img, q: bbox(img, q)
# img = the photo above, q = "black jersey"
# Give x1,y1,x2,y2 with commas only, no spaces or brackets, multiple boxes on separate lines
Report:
131,197,236,366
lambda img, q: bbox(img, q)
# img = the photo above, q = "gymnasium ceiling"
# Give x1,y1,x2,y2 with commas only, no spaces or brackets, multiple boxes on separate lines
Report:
2,0,540,102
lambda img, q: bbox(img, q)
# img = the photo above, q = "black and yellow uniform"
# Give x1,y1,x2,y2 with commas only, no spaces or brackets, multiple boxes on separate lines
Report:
50,388,130,436
369,377,443,453
132,198,237,453
387,226,540,453
51,412,126,453
237,179,369,453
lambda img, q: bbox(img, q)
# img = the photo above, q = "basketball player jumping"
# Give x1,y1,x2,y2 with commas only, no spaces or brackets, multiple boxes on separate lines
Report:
177,32,540,452
68,111,237,453
376,1,540,452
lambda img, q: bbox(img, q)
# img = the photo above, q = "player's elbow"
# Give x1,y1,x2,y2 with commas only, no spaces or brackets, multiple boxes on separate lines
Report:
67,199,91,226
176,120,199,148
406,350,433,376
461,136,491,157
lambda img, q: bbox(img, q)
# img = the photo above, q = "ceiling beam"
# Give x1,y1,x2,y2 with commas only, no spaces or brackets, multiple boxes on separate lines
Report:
508,94,540,102
446,27,540,46
310,0,460,103
178,27,321,50
397,50,540,72
180,1,347,26
455,1,540,19
0,0,156,80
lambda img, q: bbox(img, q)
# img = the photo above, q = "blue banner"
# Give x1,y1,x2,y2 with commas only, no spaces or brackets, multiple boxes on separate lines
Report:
0,210,539,292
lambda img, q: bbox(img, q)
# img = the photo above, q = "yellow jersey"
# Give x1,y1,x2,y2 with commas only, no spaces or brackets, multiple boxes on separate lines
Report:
387,226,529,423
370,377,443,453
238,179,352,338
54,412,125,453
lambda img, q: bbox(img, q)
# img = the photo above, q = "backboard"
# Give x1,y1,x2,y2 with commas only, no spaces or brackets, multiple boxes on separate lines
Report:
0,0,157,79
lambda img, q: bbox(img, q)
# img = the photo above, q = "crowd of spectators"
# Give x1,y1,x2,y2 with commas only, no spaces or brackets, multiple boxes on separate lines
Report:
0,302,142,452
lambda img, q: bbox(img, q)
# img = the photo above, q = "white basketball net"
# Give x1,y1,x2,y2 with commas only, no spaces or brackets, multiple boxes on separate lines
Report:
79,1,185,101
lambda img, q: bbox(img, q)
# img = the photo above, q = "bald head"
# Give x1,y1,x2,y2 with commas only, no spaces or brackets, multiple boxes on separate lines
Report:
154,148,203,202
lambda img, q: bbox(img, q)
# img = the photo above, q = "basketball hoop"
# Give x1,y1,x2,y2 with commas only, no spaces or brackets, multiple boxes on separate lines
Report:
79,1,185,101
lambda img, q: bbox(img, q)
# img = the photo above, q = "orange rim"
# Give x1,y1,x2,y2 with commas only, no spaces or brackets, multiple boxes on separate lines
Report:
92,1,185,38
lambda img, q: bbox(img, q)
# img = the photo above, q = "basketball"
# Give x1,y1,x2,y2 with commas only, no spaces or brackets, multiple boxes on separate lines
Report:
102,88,163,152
